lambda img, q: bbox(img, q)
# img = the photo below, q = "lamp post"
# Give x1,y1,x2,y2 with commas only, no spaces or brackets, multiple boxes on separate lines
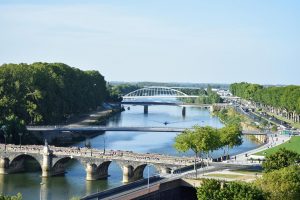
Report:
147,163,150,190
147,162,155,191
103,135,106,155
18,132,23,149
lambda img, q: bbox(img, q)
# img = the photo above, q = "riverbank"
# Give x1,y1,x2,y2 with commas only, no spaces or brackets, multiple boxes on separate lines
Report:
67,107,122,126
30,104,124,146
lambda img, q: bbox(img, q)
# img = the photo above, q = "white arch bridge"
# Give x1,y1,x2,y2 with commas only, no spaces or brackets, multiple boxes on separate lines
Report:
122,86,199,99
121,86,208,115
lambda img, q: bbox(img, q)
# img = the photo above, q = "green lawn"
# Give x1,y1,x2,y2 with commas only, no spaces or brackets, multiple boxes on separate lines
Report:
230,169,262,175
204,174,244,179
255,136,300,156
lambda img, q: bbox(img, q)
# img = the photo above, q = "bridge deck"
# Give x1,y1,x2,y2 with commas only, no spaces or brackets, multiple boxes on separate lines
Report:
26,126,267,135
1,144,195,167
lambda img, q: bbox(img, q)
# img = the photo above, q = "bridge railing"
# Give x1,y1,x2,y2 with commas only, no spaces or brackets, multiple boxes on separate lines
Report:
80,176,163,200
1,144,196,166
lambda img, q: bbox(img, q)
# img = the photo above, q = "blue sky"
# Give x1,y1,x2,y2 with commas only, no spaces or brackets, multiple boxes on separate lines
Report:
0,0,299,85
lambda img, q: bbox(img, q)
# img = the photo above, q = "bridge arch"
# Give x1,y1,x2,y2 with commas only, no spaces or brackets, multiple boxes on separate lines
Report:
95,161,111,178
9,154,42,173
52,157,72,175
133,164,147,180
123,86,189,98
52,156,89,177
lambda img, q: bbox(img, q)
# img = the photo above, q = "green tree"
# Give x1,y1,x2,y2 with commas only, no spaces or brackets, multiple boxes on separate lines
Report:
174,125,220,177
0,193,22,200
230,82,300,119
174,127,201,175
197,179,222,200
0,62,108,144
262,148,300,172
221,181,265,200
197,179,265,200
220,124,243,159
255,166,300,200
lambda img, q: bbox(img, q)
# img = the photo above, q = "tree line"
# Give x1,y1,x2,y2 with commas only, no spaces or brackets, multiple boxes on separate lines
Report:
230,82,300,123
0,62,109,143
107,83,140,102
180,85,223,104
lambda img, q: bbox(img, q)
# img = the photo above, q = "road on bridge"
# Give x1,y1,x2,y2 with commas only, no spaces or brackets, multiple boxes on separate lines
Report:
26,125,267,135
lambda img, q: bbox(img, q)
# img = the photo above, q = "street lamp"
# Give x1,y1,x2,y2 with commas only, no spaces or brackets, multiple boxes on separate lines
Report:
146,163,156,191
103,135,106,155
147,163,151,190
18,132,23,149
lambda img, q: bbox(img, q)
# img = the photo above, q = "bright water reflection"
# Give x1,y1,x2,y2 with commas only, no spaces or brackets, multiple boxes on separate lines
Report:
0,106,260,200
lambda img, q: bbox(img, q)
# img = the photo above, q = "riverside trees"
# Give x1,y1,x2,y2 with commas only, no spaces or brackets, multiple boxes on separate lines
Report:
0,62,109,143
174,124,242,176
230,82,300,123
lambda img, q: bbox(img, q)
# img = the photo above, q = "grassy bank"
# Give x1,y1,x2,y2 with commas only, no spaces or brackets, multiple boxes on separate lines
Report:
255,136,300,156
213,107,260,132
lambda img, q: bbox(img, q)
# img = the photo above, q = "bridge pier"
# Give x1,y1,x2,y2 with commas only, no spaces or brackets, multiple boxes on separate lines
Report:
160,166,171,174
144,105,148,114
122,165,134,183
0,158,9,174
86,164,98,181
121,164,146,183
86,161,111,181
182,107,186,116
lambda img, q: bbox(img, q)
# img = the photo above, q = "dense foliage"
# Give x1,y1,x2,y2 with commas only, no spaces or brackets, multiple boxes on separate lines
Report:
262,148,300,172
176,88,206,96
107,84,140,102
197,179,265,200
215,108,244,125
0,193,22,200
174,124,242,165
0,63,108,142
220,124,243,158
182,85,222,104
113,81,229,89
230,82,300,114
255,166,300,200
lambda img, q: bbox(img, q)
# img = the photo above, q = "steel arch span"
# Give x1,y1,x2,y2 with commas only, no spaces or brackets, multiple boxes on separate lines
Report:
122,86,197,99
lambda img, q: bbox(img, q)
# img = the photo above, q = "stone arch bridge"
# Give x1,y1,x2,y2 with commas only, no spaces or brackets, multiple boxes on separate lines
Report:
0,144,194,183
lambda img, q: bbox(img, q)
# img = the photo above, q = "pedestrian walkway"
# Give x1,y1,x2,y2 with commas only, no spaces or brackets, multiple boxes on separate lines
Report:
226,133,291,165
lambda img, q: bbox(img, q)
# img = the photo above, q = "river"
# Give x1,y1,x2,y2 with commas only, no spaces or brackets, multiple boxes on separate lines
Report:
0,105,260,200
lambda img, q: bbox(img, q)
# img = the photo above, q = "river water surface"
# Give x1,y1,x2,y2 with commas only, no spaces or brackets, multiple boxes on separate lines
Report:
0,105,260,200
